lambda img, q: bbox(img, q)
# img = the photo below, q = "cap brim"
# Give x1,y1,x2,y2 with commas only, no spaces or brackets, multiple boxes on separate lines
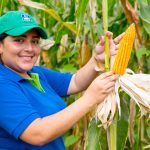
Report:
6,25,48,39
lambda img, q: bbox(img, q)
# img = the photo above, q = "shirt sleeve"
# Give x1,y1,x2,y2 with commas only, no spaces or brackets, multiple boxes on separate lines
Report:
0,79,41,139
33,66,73,97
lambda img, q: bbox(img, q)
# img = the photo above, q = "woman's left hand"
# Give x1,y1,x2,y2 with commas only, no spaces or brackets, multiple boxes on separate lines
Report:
94,32,124,62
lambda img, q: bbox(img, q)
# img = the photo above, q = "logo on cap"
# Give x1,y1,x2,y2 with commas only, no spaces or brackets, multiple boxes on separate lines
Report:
21,14,32,22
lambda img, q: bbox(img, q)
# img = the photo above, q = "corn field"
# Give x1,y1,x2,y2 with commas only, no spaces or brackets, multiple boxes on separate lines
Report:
0,0,150,150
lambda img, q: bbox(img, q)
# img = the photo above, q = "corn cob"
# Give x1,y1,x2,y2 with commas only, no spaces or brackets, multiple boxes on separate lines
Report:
112,24,136,75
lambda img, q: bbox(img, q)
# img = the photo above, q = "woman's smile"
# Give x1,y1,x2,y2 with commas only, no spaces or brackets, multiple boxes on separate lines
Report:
20,55,34,62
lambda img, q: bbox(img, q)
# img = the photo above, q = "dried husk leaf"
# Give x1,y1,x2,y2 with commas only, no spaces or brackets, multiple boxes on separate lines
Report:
119,70,150,115
96,84,119,129
89,0,96,24
40,39,55,50
57,35,68,63
80,35,91,67
96,69,150,129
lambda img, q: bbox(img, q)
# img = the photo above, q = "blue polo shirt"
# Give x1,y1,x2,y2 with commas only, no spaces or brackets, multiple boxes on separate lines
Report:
0,64,73,150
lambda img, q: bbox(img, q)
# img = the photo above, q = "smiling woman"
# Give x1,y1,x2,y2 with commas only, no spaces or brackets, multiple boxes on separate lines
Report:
0,10,120,150
0,10,47,77
0,30,41,78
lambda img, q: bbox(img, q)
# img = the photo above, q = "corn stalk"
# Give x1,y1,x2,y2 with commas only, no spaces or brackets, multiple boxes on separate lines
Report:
102,0,109,71
102,1,116,150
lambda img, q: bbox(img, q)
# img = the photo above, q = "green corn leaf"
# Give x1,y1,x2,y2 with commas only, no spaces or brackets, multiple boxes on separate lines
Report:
143,21,150,35
136,47,150,59
76,0,89,34
85,118,102,150
138,0,150,23
117,97,129,150
65,134,80,148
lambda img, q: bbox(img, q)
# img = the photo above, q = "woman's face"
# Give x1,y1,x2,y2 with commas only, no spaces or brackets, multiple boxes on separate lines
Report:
0,29,41,75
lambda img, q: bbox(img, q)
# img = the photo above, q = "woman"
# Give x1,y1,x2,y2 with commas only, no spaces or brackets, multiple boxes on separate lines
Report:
0,11,120,149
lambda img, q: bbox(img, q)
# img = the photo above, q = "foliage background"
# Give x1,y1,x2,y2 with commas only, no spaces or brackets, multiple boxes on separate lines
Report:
0,0,150,149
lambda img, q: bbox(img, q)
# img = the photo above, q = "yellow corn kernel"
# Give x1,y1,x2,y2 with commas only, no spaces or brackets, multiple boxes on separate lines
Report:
112,24,136,75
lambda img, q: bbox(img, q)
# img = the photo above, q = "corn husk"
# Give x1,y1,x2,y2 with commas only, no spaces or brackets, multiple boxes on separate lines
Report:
96,69,150,129
40,39,55,50
57,34,68,63
119,69,150,115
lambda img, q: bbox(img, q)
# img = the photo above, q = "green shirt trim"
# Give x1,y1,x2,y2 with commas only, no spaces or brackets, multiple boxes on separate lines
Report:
27,73,45,93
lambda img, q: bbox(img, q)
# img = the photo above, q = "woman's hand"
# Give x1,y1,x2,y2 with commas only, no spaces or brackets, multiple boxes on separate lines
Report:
94,32,124,62
83,71,118,105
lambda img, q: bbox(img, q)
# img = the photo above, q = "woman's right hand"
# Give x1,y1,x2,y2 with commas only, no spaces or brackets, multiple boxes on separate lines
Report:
95,32,124,62
83,71,118,105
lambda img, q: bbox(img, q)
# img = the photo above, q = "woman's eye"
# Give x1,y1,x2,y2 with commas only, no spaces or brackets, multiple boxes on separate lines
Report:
32,40,39,45
14,39,24,43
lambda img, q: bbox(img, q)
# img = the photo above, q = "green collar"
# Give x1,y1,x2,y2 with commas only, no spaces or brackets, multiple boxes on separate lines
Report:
27,73,45,93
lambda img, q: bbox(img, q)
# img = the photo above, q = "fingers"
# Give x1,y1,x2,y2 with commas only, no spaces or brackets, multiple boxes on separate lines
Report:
102,74,118,93
110,44,119,56
98,32,113,46
106,31,113,39
105,86,115,93
98,32,124,46
110,50,117,56
98,71,114,79
99,36,105,46
96,33,113,55
109,38,116,55
95,32,124,61
100,32,113,43
99,72,119,89
98,71,118,80
113,32,125,44
104,79,116,88
95,53,105,61
115,44,120,50
85,71,118,105
95,43,104,54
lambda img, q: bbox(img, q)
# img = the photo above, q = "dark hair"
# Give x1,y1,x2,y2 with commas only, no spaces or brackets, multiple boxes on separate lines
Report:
0,33,8,41
0,33,7,64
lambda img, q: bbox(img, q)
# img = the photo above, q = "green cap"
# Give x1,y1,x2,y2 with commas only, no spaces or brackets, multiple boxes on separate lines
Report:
0,11,48,39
